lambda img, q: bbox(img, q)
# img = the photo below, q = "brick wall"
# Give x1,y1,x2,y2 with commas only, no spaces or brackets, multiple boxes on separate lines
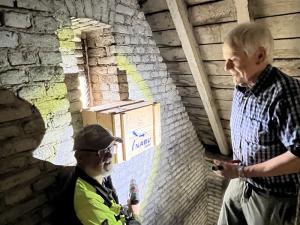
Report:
85,28,129,104
206,172,228,225
0,0,210,224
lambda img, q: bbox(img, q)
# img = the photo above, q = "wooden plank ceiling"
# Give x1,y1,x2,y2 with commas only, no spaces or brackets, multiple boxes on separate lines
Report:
166,0,229,155
141,0,300,154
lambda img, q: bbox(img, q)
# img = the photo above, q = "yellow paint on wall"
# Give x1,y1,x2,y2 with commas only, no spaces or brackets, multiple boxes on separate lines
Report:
116,55,153,101
116,55,162,214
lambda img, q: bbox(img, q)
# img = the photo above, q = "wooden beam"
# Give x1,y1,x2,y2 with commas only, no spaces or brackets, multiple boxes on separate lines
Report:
166,0,230,155
233,0,252,23
252,0,300,18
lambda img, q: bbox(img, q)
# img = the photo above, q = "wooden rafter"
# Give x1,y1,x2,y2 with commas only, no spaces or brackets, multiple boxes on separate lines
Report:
233,0,252,23
166,0,230,155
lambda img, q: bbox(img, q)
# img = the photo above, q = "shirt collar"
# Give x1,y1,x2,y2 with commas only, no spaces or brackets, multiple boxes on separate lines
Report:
236,64,273,97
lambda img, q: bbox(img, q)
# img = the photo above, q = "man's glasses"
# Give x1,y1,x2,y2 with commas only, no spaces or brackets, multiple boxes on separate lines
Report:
78,143,118,157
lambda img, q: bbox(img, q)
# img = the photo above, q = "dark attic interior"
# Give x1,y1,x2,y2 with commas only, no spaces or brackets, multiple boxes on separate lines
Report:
1,0,300,224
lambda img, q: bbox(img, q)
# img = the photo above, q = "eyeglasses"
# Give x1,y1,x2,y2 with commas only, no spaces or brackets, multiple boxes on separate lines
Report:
78,143,118,157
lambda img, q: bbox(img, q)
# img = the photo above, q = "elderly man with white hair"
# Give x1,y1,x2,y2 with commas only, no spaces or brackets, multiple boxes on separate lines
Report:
213,22,300,225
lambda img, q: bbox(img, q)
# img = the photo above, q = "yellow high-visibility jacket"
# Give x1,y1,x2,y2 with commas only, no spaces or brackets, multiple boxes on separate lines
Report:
74,177,124,225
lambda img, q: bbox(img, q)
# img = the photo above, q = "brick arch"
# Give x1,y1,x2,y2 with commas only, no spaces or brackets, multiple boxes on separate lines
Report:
57,19,132,139
0,1,121,224
50,0,143,135
53,0,117,26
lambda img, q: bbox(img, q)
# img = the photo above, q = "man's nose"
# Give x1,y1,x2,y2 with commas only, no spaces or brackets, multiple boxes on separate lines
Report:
104,151,113,159
224,60,233,71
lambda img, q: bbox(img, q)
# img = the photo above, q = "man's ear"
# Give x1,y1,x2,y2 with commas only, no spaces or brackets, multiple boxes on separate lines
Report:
256,47,266,64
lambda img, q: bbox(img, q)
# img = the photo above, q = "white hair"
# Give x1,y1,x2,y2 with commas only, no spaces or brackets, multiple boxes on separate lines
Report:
223,23,274,63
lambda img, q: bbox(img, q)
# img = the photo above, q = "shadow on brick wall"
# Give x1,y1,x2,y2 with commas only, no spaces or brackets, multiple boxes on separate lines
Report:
0,87,73,225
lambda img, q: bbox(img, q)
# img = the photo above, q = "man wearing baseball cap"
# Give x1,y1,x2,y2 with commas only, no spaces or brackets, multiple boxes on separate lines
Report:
62,124,140,225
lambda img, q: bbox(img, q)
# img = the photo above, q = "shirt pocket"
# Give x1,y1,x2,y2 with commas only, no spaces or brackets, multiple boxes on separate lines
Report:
244,116,276,146
243,117,261,144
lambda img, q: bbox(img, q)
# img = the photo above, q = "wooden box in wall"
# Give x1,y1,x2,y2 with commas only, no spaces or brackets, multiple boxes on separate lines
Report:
82,100,161,163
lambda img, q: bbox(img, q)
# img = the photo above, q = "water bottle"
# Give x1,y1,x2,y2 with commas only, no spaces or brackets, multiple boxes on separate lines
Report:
129,179,139,205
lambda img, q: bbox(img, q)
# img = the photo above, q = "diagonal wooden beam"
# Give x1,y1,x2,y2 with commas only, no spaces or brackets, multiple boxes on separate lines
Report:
166,0,230,155
233,0,252,23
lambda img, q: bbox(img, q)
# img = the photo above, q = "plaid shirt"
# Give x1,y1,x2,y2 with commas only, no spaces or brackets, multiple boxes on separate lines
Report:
231,64,300,194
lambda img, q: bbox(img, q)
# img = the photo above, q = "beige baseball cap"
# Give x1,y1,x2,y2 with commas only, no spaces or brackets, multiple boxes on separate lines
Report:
74,124,122,152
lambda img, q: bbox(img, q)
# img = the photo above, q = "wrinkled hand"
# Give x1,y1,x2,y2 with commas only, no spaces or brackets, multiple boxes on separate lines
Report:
213,159,240,179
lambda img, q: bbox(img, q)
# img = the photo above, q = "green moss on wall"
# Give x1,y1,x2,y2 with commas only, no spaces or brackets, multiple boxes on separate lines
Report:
22,82,69,119
56,27,74,41
59,41,75,53
35,99,69,117
46,83,67,99
56,27,76,53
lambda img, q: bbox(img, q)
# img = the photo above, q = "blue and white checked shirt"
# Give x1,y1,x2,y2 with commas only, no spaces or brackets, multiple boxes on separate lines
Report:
231,65,300,194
